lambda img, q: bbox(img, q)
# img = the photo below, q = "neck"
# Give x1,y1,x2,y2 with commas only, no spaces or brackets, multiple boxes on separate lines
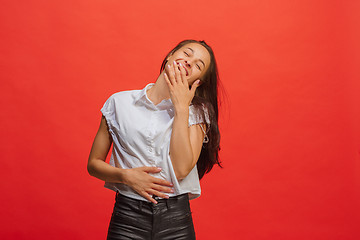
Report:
147,72,170,105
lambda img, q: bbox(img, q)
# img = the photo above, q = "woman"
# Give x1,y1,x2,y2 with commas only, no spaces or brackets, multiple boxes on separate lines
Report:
88,39,222,240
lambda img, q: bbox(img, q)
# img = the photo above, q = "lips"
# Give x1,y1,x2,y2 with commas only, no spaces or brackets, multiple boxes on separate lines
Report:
176,62,189,76
184,67,189,76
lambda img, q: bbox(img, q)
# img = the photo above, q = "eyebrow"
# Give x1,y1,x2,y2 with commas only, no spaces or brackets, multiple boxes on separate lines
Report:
187,47,206,69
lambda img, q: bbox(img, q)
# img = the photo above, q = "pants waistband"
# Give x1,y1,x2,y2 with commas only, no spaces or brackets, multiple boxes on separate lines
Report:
115,191,189,205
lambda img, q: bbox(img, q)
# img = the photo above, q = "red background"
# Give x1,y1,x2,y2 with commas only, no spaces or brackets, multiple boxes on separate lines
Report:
1,0,360,239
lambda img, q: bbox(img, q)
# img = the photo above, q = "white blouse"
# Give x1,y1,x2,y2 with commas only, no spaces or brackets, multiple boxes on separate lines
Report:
101,83,210,201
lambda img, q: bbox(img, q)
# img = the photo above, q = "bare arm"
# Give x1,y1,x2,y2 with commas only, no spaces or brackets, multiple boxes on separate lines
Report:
164,61,205,180
87,116,122,182
170,109,205,180
87,116,174,203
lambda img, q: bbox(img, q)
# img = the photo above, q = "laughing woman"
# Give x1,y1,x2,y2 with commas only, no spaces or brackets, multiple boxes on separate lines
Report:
87,39,222,240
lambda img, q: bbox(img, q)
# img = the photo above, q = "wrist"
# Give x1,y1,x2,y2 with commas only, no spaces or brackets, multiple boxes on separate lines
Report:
116,168,128,184
174,106,189,116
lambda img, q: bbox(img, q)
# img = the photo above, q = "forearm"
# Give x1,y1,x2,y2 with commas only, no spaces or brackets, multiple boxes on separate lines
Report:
87,158,126,183
170,108,194,180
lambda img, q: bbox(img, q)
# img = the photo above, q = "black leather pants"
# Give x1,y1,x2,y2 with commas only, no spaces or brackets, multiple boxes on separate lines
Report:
107,192,196,240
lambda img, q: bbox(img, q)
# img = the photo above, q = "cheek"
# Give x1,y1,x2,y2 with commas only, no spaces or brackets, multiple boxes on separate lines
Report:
188,74,199,83
187,74,198,85
191,69,202,79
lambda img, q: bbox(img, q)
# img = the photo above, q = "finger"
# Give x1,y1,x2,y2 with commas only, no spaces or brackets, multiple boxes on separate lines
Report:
167,63,176,85
164,72,173,90
178,63,188,85
190,80,200,95
141,166,162,173
152,177,174,187
147,189,170,200
152,184,174,194
173,61,181,84
142,191,158,204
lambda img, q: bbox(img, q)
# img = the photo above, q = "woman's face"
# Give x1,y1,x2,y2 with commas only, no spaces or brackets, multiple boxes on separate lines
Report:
165,43,211,85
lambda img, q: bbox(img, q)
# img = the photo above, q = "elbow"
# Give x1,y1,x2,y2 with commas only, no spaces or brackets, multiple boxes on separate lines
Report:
175,171,187,181
170,152,196,180
175,173,183,181
87,161,95,177
174,165,193,181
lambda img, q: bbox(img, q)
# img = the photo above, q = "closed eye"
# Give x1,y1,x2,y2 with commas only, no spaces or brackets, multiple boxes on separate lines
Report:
184,50,201,70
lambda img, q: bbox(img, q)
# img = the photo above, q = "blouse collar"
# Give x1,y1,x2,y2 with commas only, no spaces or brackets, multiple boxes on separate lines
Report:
135,83,173,110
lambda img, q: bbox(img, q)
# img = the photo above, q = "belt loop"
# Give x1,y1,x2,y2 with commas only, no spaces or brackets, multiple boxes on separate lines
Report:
165,198,169,210
139,201,143,212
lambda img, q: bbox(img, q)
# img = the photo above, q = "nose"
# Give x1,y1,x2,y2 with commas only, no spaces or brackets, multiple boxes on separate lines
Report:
184,60,191,68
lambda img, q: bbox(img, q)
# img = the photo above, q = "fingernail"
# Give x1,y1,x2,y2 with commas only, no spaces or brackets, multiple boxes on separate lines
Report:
196,80,200,85
167,64,170,68
164,195,169,199
179,62,183,67
157,167,162,171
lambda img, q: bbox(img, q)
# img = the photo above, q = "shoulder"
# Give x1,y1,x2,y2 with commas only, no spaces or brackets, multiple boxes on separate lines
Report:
101,88,142,113
107,89,142,101
103,89,142,106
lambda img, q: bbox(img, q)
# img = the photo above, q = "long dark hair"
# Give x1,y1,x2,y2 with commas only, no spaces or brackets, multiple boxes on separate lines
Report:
160,39,223,179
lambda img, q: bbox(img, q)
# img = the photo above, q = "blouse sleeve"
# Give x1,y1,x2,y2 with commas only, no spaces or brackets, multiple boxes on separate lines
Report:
188,104,210,126
188,104,210,143
100,94,120,133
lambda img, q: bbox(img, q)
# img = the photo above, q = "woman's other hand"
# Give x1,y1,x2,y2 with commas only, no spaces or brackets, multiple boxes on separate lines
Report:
123,167,174,204
164,61,200,113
